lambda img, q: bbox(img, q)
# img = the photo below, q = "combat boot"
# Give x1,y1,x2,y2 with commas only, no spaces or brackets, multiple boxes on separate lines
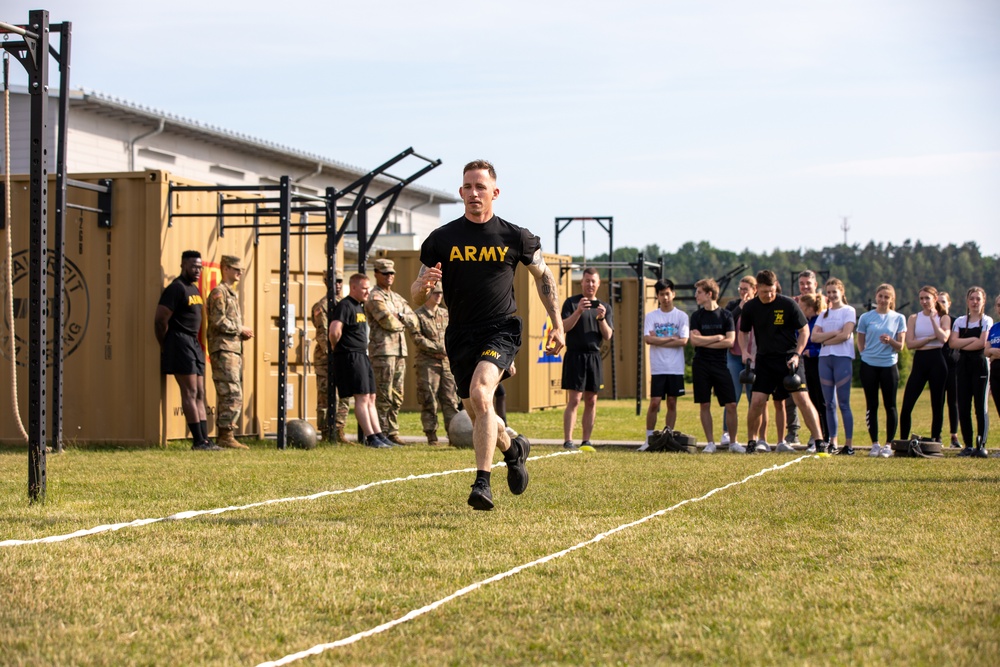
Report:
425,430,438,445
217,427,249,450
335,426,347,443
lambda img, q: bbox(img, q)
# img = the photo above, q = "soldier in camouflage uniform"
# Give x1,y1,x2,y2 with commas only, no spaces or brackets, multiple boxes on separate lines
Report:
206,255,253,449
311,270,351,441
365,258,418,445
412,282,461,444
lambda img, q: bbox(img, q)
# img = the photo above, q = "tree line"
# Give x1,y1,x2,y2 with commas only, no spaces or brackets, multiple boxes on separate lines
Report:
584,240,999,316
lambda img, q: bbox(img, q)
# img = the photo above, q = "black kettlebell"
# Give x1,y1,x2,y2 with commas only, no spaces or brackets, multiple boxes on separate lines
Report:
783,359,803,391
739,360,756,386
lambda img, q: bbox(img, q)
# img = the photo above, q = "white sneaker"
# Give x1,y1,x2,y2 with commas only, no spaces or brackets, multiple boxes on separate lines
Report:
703,442,717,454
805,442,817,454
721,432,731,446
869,443,881,457
879,444,893,458
636,442,650,452
729,441,746,453
776,441,796,453
755,441,771,453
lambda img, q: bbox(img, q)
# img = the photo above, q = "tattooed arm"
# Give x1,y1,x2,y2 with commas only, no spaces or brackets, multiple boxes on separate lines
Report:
526,250,565,354
410,263,442,306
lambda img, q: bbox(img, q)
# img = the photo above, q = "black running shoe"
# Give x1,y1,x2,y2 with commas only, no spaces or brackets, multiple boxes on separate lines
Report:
563,440,578,450
746,439,757,454
957,446,974,457
505,435,530,495
467,479,494,511
825,443,840,455
950,436,962,449
836,445,855,456
192,441,221,451
365,437,391,449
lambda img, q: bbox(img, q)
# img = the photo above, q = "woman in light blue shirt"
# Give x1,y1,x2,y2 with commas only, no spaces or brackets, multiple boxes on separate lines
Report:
856,284,907,457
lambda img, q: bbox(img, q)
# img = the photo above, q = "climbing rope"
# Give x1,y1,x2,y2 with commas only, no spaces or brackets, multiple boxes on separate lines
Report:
3,50,28,441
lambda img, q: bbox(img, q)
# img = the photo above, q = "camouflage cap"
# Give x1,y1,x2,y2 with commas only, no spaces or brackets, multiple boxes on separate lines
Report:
220,255,243,270
335,269,344,281
372,258,395,274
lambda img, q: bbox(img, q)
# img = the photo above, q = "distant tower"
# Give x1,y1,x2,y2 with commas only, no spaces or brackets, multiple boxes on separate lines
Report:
840,216,851,246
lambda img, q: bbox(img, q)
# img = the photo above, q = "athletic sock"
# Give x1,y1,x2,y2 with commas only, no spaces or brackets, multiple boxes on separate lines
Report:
199,420,209,443
188,422,200,442
476,470,491,485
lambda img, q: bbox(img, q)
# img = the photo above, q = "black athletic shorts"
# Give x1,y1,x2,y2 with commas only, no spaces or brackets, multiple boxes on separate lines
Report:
650,374,685,399
751,354,804,401
446,316,522,400
693,358,736,405
562,349,603,393
161,332,205,376
333,352,376,397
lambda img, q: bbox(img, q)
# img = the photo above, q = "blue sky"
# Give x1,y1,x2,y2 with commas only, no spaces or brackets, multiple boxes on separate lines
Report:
6,0,999,258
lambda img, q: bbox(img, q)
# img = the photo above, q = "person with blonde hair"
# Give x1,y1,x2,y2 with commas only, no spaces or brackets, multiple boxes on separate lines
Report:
856,284,907,457
900,285,951,443
938,291,961,447
950,286,992,457
810,278,857,454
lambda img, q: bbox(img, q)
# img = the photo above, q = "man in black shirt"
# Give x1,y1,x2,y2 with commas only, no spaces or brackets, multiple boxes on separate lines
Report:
738,270,826,453
329,274,393,449
154,250,218,450
689,278,737,452
561,267,613,449
412,159,565,510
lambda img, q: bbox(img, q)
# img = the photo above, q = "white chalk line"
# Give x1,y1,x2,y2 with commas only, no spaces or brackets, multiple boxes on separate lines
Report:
256,454,815,667
0,451,580,547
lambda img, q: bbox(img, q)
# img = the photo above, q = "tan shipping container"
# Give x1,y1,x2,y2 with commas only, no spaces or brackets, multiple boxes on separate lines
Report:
1,170,343,445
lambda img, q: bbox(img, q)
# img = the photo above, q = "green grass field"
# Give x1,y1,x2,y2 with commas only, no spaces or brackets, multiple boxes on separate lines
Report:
1,392,998,666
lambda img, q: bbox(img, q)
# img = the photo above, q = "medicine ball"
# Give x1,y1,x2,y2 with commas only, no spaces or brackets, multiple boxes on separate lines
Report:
448,410,475,449
287,419,318,450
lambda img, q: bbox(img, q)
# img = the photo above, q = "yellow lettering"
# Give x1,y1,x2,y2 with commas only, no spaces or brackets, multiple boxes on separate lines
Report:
497,246,508,262
356,313,367,323
479,246,497,262
450,246,462,261
481,349,500,359
188,295,204,306
465,246,477,261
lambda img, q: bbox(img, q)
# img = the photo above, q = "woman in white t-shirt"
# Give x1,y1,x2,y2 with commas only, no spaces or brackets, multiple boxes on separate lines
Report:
810,278,857,454
950,286,993,457
900,285,951,442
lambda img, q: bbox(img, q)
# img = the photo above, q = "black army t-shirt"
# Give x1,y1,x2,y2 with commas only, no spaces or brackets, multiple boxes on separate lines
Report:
562,295,613,352
689,307,734,364
158,277,203,337
739,294,807,357
331,296,369,354
419,215,541,328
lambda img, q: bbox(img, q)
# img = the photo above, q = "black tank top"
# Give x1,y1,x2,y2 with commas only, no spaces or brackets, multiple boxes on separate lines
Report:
957,318,985,360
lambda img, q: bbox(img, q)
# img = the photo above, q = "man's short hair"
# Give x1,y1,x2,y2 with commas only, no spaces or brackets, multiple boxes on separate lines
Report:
695,278,719,300
582,267,600,278
756,270,777,287
798,270,816,281
349,273,369,288
463,159,496,180
181,250,201,261
654,279,675,294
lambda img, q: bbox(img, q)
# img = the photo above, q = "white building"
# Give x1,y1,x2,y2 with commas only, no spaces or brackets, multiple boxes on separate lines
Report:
2,87,458,256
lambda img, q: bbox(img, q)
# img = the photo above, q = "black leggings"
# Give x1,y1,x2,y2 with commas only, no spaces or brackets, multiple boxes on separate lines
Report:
860,361,899,444
900,348,947,440
957,353,989,447
803,355,828,441
944,349,959,434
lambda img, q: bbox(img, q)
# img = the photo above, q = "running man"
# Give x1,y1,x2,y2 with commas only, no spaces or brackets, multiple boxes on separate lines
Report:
411,160,565,511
